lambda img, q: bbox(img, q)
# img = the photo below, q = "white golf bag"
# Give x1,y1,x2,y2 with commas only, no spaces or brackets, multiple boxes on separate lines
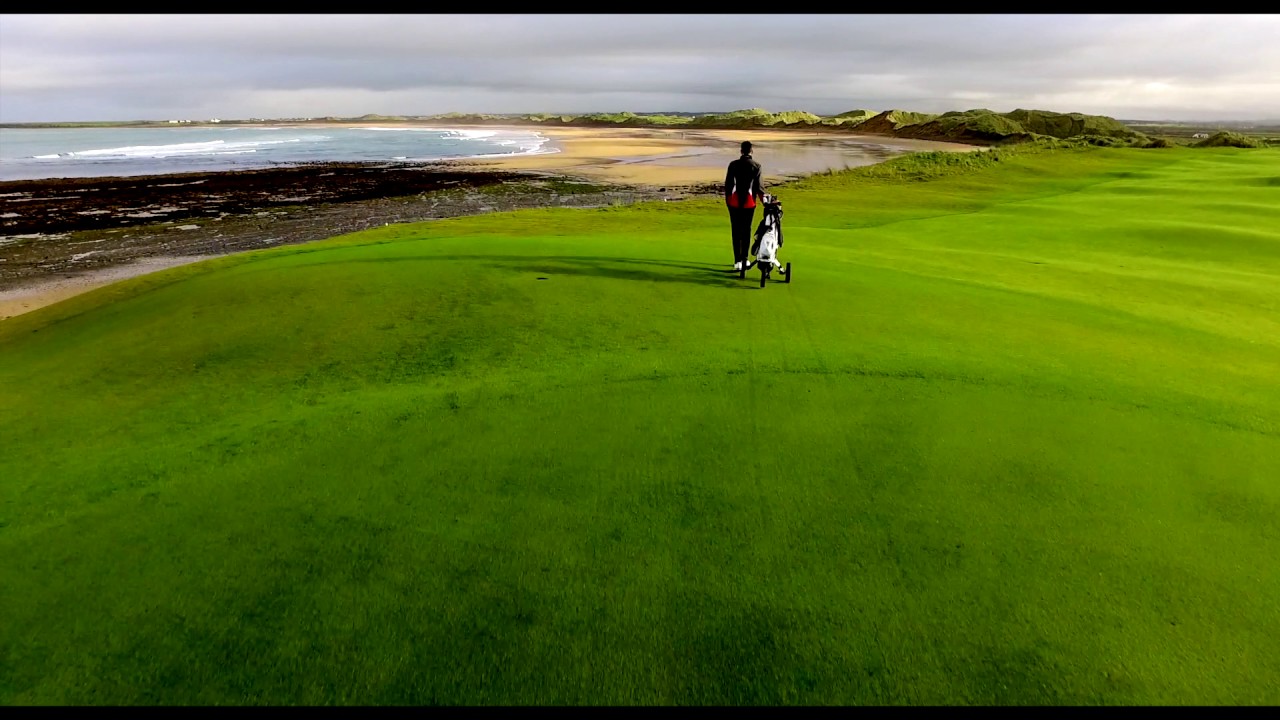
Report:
751,195,783,268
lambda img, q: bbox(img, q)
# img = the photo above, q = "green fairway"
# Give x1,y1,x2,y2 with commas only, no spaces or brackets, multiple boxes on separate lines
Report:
2,146,1277,705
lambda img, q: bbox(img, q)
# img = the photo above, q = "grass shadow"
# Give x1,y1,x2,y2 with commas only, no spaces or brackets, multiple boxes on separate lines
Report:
301,254,756,289
482,255,753,289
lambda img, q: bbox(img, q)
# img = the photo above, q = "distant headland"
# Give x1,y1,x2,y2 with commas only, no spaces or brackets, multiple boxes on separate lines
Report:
4,108,1277,148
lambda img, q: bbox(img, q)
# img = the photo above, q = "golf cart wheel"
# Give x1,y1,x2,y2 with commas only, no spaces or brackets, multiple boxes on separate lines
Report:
785,262,792,284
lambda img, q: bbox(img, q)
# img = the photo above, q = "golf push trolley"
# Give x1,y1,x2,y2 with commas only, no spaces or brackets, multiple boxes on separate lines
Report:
739,193,791,288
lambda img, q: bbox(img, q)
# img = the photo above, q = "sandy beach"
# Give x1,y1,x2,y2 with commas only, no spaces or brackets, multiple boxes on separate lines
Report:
0,255,212,320
448,124,979,187
1,124,979,319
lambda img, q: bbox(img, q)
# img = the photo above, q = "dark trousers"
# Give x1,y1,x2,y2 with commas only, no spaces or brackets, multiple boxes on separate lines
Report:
728,206,755,264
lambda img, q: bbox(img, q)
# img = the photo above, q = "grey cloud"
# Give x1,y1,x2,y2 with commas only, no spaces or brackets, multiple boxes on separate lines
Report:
1,14,1277,123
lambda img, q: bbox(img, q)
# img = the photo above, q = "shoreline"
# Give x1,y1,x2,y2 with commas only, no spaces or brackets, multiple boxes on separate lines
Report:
1,122,979,188
0,163,692,319
444,124,980,186
1,125,981,319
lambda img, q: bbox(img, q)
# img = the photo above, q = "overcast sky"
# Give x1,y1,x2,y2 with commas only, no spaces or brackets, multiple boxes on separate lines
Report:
2,14,1277,123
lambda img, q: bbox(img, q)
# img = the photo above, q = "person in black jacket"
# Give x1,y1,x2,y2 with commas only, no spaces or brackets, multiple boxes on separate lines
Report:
724,140,765,271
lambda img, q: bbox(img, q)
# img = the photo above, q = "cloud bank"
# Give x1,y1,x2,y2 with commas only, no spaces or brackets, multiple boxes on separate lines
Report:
2,14,1276,123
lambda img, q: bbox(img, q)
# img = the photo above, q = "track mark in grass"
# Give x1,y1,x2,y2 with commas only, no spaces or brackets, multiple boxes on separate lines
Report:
677,604,804,705
1201,489,1279,539
959,638,1084,705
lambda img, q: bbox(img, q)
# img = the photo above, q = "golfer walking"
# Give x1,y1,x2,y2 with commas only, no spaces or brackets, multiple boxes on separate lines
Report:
724,140,765,271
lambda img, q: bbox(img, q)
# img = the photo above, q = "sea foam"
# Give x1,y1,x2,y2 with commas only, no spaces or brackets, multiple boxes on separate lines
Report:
30,135,334,161
2,125,556,181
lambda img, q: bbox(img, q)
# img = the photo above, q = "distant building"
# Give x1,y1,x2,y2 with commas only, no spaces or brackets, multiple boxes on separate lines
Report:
1192,132,1210,139
209,118,221,123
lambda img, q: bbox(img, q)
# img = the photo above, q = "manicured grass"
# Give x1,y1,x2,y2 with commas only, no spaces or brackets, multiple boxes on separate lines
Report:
1,146,1277,705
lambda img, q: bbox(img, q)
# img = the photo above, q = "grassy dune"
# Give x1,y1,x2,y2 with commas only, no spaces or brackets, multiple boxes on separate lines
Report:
1,146,1278,705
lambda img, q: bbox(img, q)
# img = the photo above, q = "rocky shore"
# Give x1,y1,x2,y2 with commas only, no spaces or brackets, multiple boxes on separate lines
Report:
0,162,711,292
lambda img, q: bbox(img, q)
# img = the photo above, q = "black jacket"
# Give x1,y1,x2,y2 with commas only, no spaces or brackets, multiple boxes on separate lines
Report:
724,153,763,209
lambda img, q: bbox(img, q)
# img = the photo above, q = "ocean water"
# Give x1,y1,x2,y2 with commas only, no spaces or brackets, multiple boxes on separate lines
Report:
0,125,557,181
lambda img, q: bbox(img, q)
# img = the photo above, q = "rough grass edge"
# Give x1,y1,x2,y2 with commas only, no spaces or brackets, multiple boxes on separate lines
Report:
786,138,1093,190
